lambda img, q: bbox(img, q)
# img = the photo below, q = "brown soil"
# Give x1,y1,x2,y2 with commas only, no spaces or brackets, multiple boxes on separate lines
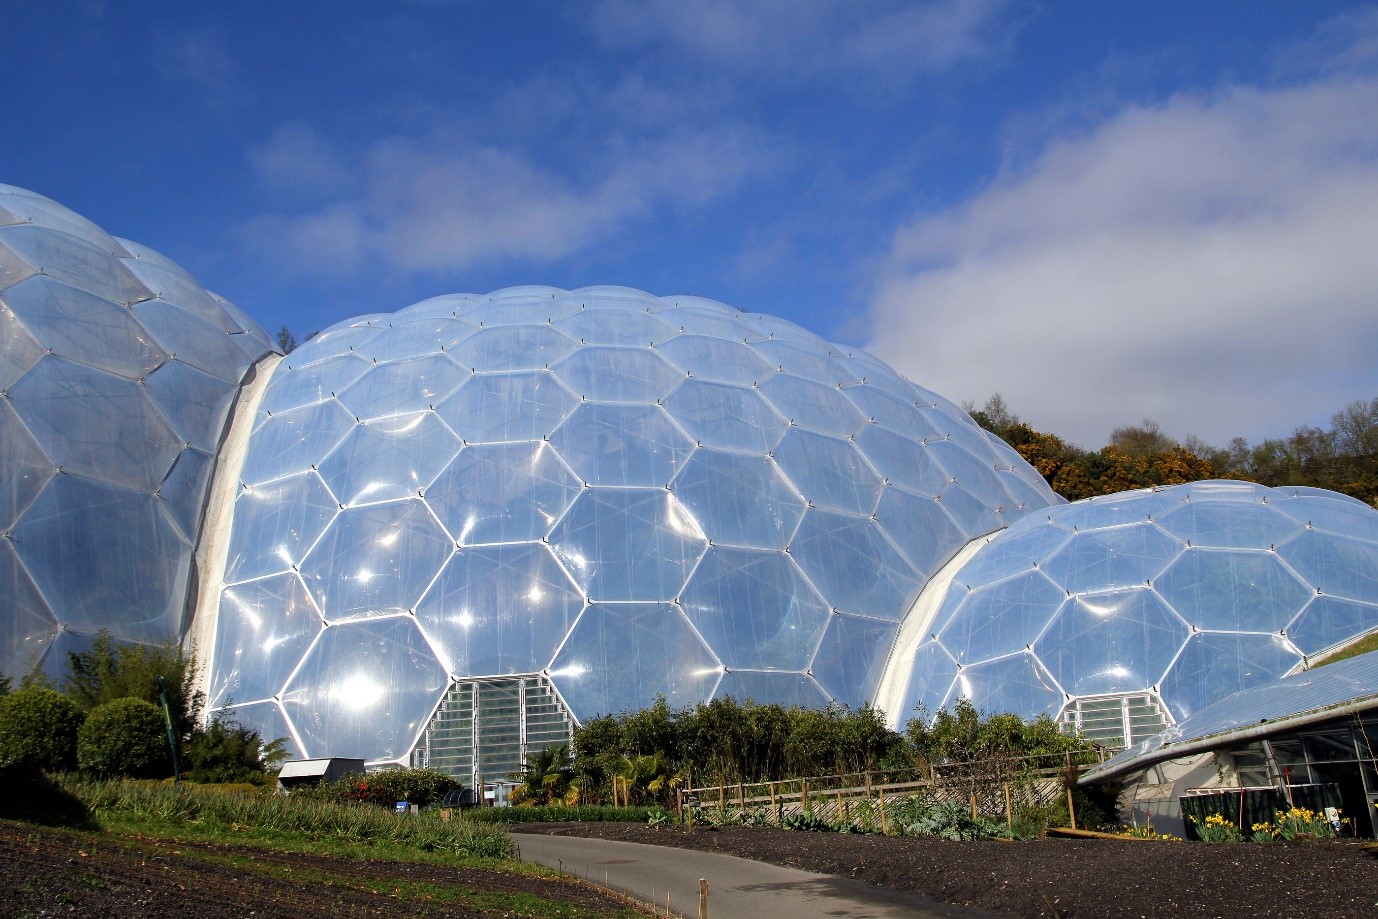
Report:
0,819,641,919
514,821,1378,918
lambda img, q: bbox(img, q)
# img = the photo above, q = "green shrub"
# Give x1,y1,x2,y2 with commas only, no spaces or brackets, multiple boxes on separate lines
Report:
0,686,85,772
77,698,170,778
183,717,287,785
295,767,460,808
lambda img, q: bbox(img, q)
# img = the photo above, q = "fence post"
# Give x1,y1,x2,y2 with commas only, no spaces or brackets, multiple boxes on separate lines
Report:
1004,783,1013,826
879,787,888,835
718,783,725,812
738,782,745,810
1066,787,1077,830
970,793,978,821
801,778,808,813
698,878,709,919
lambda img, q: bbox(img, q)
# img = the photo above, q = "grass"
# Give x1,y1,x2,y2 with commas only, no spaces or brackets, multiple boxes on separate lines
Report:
1312,630,1378,668
2,776,645,918
463,805,666,824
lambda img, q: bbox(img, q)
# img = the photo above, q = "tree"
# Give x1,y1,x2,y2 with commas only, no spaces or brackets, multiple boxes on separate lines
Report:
1108,419,1177,457
276,325,298,354
64,632,203,741
77,698,170,778
0,686,85,773
509,743,574,805
182,717,288,784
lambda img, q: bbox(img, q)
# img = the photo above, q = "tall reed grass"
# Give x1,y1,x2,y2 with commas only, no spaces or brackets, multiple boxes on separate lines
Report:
55,776,513,859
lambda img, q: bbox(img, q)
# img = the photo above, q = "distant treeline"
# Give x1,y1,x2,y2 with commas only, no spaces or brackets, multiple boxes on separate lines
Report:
970,394,1378,505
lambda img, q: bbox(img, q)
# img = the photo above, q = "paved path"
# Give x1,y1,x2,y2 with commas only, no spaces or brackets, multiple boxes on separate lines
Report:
513,833,995,919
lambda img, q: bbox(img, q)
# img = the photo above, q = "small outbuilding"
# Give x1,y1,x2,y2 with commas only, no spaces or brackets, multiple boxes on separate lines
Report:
276,757,367,792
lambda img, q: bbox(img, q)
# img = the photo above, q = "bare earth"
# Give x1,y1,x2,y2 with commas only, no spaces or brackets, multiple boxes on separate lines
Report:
0,819,640,919
513,821,1378,919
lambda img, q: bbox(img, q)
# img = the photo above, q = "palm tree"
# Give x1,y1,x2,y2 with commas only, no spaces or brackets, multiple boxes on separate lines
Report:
509,742,573,805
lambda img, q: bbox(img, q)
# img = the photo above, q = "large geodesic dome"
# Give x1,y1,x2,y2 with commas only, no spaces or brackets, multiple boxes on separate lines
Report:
898,481,1378,745
207,286,1061,763
0,184,275,678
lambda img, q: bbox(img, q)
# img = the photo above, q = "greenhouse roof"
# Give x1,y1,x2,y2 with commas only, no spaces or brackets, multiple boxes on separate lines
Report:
1083,648,1378,784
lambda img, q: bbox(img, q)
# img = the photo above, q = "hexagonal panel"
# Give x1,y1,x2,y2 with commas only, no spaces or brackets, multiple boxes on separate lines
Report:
0,538,58,680
0,398,53,531
936,571,1066,664
752,339,859,386
549,403,695,487
0,223,150,306
132,299,252,384
435,371,578,444
558,308,676,346
9,357,181,492
369,317,475,361
280,617,448,761
1,274,166,379
11,475,189,643
925,439,1011,506
119,252,241,333
657,304,751,340
223,472,339,585
873,487,967,581
0,300,46,389
714,671,829,708
1158,632,1300,721
671,449,804,549
463,295,582,326
1033,590,1189,696
1278,529,1378,606
899,642,960,720
317,412,460,507
1156,501,1300,549
854,425,950,497
414,544,582,677
844,386,940,438
299,500,453,623
948,653,1064,718
240,400,356,486
144,360,240,452
210,573,324,708
338,355,470,421
810,613,898,708
1155,549,1311,631
553,346,682,402
772,429,882,516
1041,523,1183,594
549,489,707,601
1273,493,1378,543
758,373,867,437
1045,489,1182,532
789,509,921,621
680,547,830,671
937,484,1010,539
211,699,302,760
425,441,581,546
261,354,373,415
655,335,772,386
548,603,720,721
1287,596,1378,656
449,324,577,371
159,447,215,540
661,380,788,454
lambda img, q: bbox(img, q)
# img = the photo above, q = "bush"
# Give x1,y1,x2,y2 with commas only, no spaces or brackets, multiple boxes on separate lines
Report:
78,698,170,778
0,686,85,772
462,805,663,824
296,767,460,809
183,717,287,785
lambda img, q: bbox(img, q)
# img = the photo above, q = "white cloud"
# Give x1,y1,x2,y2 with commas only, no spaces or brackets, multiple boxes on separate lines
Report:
249,124,353,200
241,125,772,274
867,70,1378,448
588,0,1018,84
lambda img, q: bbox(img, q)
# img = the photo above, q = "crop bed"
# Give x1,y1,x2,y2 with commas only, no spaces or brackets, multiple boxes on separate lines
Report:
514,821,1378,918
0,819,641,918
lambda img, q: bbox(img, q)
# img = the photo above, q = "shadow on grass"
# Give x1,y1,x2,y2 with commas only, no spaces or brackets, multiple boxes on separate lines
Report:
0,767,101,830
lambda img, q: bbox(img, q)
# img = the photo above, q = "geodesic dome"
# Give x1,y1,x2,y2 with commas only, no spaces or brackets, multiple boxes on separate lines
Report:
899,480,1378,744
207,286,1061,763
0,184,276,679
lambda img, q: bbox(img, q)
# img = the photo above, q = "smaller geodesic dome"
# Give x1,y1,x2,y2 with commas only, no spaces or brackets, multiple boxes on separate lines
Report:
900,480,1378,744
0,184,276,678
206,286,1061,765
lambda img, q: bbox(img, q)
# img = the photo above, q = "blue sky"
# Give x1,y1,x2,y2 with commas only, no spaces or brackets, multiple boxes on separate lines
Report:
3,1,1376,448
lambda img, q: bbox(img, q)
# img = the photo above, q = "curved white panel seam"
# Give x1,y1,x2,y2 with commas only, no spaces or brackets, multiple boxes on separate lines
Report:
872,532,1000,730
187,352,285,712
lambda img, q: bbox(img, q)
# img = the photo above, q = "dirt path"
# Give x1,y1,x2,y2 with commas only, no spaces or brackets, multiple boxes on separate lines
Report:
0,820,642,918
513,822,1378,918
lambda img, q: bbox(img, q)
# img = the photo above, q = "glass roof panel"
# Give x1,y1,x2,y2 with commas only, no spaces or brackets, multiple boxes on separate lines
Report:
661,380,788,454
680,547,830,671
280,616,447,761
223,472,338,585
671,449,804,549
1033,589,1189,696
316,411,460,507
1,275,166,379
414,544,582,677
549,402,695,487
548,603,720,721
435,371,577,444
425,441,581,546
810,613,898,708
210,573,323,708
654,335,772,386
338,355,470,421
772,429,882,515
790,509,921,620
1155,548,1311,631
553,346,682,402
758,373,867,437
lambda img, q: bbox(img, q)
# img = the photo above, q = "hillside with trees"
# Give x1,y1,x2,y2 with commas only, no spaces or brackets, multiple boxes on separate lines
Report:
969,394,1378,506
